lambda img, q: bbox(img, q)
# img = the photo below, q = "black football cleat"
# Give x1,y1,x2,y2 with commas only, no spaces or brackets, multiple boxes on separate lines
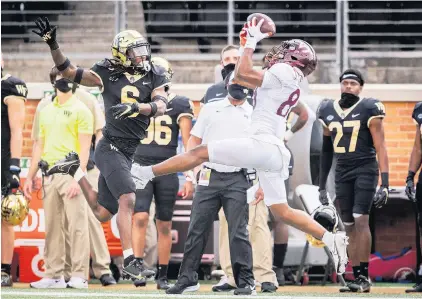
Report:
234,285,257,295
99,274,116,286
133,277,147,287
348,275,371,293
261,282,277,293
166,281,200,294
122,259,155,281
405,282,422,293
1,272,13,287
156,277,172,290
47,151,80,177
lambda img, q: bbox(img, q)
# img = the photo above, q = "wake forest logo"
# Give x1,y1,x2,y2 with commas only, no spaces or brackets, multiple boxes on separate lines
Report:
63,110,72,117
15,85,28,96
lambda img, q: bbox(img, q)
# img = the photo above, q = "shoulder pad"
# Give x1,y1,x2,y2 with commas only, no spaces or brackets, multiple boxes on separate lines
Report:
414,101,422,111
362,97,380,107
151,63,167,77
3,74,26,87
317,98,333,112
93,59,113,69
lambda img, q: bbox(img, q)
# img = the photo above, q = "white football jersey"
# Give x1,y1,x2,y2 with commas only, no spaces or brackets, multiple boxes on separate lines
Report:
249,63,303,143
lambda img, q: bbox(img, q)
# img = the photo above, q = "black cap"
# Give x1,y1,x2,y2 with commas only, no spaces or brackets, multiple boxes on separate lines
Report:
339,69,364,86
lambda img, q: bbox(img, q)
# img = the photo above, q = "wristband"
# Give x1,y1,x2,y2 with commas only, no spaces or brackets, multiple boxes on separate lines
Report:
148,102,158,117
49,41,59,51
185,170,194,182
284,130,294,141
10,158,20,168
57,58,71,71
239,47,245,56
244,38,257,50
381,172,389,187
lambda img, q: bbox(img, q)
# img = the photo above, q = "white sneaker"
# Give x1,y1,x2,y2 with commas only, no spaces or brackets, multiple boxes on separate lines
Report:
334,231,349,274
213,275,229,288
67,277,88,289
30,277,67,289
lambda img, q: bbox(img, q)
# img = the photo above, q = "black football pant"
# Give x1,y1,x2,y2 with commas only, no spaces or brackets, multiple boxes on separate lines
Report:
177,169,254,288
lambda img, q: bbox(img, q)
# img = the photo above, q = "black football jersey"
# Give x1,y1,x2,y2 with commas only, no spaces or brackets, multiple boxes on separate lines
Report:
412,102,422,137
90,60,170,152
134,93,194,165
1,74,28,153
317,98,385,167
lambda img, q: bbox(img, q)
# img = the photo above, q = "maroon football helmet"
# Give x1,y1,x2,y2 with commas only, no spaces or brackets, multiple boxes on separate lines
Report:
266,39,318,77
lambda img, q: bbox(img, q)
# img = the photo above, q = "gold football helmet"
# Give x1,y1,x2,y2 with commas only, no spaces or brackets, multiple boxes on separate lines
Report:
151,57,174,80
111,30,151,73
1,191,29,226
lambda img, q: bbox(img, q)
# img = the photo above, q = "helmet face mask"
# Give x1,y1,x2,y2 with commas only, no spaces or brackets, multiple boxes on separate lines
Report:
266,39,317,77
111,30,151,73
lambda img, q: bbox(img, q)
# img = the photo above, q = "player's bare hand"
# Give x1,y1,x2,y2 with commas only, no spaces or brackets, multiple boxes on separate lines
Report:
239,23,248,47
23,179,33,200
32,17,58,49
405,179,416,202
181,181,194,200
111,103,139,120
66,180,81,199
252,187,264,205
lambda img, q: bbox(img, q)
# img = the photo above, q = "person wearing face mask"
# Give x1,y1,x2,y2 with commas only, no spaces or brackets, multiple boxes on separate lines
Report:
201,45,253,105
30,67,117,287
24,70,93,289
317,69,389,293
164,71,258,295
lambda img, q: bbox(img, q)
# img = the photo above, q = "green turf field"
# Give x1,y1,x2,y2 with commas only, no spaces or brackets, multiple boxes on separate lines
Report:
2,281,420,299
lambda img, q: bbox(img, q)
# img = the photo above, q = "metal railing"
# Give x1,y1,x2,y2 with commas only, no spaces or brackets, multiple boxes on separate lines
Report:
1,0,422,83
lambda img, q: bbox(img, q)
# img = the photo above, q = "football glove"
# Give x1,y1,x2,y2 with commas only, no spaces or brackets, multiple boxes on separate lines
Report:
32,17,58,49
8,159,21,190
318,189,331,206
373,185,389,208
111,103,139,120
405,172,416,202
244,18,271,50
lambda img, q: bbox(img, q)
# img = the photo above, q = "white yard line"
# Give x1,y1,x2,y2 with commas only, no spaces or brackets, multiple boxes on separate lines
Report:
0,291,412,299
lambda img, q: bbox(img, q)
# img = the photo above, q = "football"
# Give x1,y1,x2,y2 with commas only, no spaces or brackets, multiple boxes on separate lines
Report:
246,13,276,37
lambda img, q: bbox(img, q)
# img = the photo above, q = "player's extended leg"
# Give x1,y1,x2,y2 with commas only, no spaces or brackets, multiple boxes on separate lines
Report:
1,221,14,287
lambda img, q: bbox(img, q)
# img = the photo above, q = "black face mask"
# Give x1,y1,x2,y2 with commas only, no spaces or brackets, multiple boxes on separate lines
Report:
221,63,236,80
54,78,73,93
228,83,249,101
339,92,359,108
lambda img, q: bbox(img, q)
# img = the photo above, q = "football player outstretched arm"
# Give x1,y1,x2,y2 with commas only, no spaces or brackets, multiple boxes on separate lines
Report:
234,18,271,89
32,17,102,88
318,126,334,205
405,123,422,201
369,118,390,208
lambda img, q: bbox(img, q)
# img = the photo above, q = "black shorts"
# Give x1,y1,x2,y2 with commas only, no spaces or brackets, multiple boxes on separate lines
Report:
1,150,10,195
335,160,378,223
134,173,179,221
94,137,136,215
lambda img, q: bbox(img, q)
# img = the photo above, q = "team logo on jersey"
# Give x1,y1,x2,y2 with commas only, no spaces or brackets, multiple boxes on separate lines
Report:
327,115,334,121
15,84,28,96
63,110,72,117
